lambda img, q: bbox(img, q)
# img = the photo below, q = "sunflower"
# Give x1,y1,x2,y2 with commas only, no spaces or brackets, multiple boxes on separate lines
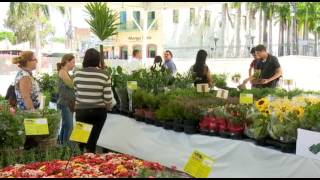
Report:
292,107,305,119
256,98,270,111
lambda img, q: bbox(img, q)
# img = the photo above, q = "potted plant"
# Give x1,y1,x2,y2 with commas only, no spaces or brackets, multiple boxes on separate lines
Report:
211,106,230,137
0,102,25,151
144,93,160,125
231,73,241,83
199,109,219,135
267,99,303,143
85,2,119,69
113,66,130,114
17,108,61,150
226,104,249,138
133,89,146,122
302,102,320,131
182,100,201,134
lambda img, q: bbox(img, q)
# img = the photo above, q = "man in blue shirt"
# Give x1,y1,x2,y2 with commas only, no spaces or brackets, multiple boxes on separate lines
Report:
163,50,177,74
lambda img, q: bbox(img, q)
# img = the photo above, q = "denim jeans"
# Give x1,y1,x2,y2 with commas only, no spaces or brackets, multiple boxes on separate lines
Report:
58,104,74,145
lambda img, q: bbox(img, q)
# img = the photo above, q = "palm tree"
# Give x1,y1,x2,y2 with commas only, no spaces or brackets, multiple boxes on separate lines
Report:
274,2,291,56
10,2,65,71
85,2,119,69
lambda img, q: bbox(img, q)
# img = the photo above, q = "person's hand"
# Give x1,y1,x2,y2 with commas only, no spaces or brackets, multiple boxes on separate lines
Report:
260,79,270,84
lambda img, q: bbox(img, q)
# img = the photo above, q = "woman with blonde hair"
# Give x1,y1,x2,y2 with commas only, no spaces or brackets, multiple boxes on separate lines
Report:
12,51,40,110
57,53,76,145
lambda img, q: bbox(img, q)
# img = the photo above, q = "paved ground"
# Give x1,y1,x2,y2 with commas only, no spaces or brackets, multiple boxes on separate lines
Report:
1,55,319,96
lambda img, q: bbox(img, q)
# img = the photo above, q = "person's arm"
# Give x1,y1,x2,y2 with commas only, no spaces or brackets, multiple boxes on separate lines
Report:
249,67,254,77
261,67,282,84
59,70,74,89
103,77,113,111
19,77,35,110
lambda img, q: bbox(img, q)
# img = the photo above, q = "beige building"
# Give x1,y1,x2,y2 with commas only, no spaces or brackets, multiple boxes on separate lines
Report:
100,9,164,60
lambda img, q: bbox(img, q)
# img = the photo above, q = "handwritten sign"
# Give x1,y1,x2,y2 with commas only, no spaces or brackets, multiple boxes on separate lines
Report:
197,84,209,93
24,118,49,135
184,150,215,178
70,122,93,143
296,128,320,161
216,89,229,99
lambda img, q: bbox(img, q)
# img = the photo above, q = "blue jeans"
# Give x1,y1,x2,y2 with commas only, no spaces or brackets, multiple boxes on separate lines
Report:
58,104,74,145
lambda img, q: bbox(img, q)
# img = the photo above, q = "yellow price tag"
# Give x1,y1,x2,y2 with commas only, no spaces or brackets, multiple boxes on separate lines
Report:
197,84,209,93
24,118,49,135
184,150,215,178
127,81,138,90
240,93,254,104
70,122,93,143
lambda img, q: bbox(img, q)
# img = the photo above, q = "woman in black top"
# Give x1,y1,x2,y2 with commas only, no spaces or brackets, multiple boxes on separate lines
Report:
191,49,213,87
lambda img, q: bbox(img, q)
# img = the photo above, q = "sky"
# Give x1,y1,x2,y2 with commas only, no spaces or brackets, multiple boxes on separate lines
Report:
0,2,89,37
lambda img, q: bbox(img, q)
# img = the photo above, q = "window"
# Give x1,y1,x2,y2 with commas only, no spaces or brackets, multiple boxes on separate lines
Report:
205,10,210,26
148,11,155,27
173,9,179,24
190,8,195,25
133,11,141,29
120,11,127,29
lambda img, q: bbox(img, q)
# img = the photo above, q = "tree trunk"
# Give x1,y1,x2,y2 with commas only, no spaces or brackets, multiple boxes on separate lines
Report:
100,44,105,69
259,7,262,43
35,9,41,72
278,19,284,56
268,16,273,54
315,32,318,56
220,3,227,58
287,20,291,55
303,8,308,56
235,5,241,57
263,10,268,47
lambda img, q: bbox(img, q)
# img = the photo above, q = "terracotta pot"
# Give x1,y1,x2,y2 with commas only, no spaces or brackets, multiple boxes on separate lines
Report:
134,108,145,117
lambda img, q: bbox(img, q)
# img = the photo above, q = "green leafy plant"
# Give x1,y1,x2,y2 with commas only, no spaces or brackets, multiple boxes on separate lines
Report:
244,107,270,140
302,102,320,131
85,2,119,68
0,103,25,149
212,73,228,88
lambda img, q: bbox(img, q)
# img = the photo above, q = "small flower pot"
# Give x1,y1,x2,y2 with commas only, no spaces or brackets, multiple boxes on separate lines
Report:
154,119,164,127
144,110,156,125
228,122,245,136
173,119,184,132
163,120,174,130
134,108,145,122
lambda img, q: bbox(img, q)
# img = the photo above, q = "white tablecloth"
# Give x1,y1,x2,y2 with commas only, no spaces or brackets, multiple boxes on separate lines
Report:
97,114,320,178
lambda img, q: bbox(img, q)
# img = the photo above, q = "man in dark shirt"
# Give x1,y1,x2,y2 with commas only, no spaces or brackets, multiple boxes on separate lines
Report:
254,44,282,88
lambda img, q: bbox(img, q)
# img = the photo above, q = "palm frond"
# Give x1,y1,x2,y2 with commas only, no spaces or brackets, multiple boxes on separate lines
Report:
85,2,119,41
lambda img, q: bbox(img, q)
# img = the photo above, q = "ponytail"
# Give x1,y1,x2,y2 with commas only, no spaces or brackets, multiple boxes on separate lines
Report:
57,62,62,71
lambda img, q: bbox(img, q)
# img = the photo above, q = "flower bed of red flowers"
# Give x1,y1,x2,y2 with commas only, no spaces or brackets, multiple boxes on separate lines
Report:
0,152,188,178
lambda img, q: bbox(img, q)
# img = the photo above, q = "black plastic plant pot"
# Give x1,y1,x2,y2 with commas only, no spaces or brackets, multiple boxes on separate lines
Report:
229,132,244,140
154,120,164,127
145,118,155,125
135,115,145,122
219,130,230,138
163,121,174,130
173,119,184,132
183,119,198,127
184,125,199,134
200,129,210,135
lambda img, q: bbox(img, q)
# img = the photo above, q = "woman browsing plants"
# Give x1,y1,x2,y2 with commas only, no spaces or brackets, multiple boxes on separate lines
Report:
56,54,76,146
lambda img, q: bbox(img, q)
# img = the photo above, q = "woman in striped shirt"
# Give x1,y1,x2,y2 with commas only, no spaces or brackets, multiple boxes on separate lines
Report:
74,48,113,153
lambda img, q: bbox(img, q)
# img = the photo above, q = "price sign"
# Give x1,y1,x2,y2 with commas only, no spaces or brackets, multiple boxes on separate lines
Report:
184,150,215,178
24,118,49,135
240,93,254,104
70,122,93,143
216,89,229,99
127,81,138,90
197,84,209,93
